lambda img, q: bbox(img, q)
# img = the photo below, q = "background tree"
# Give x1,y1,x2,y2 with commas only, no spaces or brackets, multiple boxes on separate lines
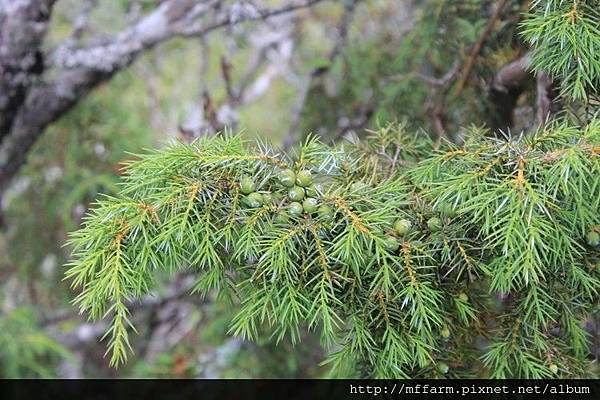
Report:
1,0,599,377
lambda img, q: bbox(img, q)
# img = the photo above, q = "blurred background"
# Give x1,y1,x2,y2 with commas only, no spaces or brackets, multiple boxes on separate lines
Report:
0,0,544,377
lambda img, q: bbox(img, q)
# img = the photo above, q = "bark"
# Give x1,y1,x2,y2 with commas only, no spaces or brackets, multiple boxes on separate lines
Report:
0,0,327,200
488,53,532,132
0,0,56,139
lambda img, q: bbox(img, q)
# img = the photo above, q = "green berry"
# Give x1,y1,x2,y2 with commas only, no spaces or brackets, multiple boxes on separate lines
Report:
243,192,263,208
586,230,600,247
279,169,296,188
458,292,469,302
240,175,256,194
384,236,400,252
288,202,303,216
305,183,323,197
295,170,313,187
303,197,318,213
275,211,290,224
437,362,449,374
549,364,559,374
394,219,412,236
318,204,334,221
441,327,450,339
288,186,305,202
427,217,443,232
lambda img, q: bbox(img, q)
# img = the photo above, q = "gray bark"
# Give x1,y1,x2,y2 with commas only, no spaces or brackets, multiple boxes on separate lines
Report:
0,0,56,139
0,0,326,201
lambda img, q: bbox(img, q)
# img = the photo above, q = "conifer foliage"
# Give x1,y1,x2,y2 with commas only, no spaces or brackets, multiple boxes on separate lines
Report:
521,0,600,100
65,0,600,378
411,122,600,378
66,122,600,377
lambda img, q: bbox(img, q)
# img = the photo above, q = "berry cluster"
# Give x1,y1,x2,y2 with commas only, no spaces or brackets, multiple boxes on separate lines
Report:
239,168,333,223
381,206,458,253
240,167,460,255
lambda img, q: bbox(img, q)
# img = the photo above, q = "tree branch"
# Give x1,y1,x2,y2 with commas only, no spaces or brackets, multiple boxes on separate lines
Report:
453,0,508,98
0,0,328,197
488,53,532,132
492,53,531,93
0,0,56,139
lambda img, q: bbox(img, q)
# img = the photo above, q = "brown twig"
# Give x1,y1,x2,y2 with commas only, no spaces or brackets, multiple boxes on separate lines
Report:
492,53,531,93
220,55,236,103
488,52,533,132
415,60,460,87
453,0,509,98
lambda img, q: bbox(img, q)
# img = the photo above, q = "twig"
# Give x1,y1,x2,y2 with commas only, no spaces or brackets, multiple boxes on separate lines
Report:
179,36,212,140
334,105,374,141
202,90,220,132
492,53,531,93
415,60,460,87
180,0,328,37
453,0,509,98
431,102,447,142
70,0,98,41
181,10,300,139
488,53,532,132
221,55,236,103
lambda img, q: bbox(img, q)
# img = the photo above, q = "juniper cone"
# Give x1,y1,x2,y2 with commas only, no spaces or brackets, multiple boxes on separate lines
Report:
288,201,304,216
587,231,600,247
279,170,296,188
438,362,450,375
296,170,313,187
288,186,305,202
243,193,263,208
273,192,285,202
427,217,442,232
383,236,400,252
240,176,256,194
394,219,412,236
318,204,333,221
302,197,318,213
275,211,290,224
441,326,450,339
262,193,274,205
